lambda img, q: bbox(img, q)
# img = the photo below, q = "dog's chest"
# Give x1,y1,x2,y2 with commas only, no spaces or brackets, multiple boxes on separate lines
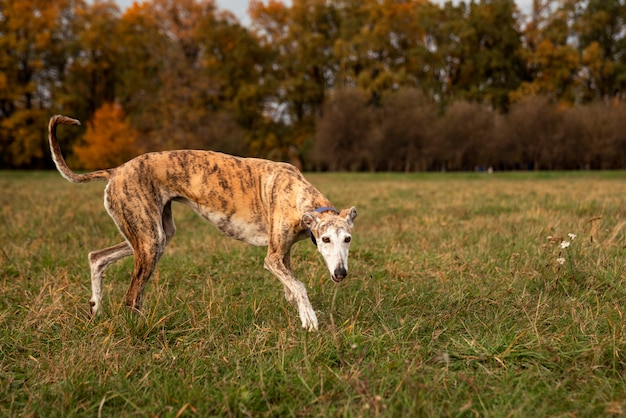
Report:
201,210,269,247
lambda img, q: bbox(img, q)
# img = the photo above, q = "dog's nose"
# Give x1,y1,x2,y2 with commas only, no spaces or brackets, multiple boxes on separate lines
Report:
333,267,347,282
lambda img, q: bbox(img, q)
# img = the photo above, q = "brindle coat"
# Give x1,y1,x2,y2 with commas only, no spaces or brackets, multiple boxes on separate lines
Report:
48,115,357,330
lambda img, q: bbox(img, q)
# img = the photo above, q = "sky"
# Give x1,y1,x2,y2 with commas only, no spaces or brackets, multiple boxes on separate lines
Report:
215,0,258,25
113,0,266,24
114,0,534,25
216,0,257,23
113,0,256,23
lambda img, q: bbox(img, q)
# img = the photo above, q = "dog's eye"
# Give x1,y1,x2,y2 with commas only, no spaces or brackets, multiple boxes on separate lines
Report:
344,237,351,243
322,237,331,244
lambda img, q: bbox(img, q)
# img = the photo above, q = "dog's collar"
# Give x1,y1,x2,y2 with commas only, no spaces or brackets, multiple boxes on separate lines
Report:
307,207,339,247
314,206,339,215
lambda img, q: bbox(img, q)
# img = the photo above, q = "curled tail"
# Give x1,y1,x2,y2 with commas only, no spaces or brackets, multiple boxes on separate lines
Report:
48,115,111,183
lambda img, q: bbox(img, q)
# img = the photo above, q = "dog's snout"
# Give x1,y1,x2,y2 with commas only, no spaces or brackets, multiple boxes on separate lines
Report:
333,267,347,282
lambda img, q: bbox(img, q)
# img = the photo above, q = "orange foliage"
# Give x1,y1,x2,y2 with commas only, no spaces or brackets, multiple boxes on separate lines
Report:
73,103,140,170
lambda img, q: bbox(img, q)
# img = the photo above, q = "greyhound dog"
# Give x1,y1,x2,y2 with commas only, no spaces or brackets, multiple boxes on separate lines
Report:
48,115,356,331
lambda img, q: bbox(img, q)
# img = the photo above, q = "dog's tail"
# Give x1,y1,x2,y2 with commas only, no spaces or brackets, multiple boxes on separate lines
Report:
48,115,111,183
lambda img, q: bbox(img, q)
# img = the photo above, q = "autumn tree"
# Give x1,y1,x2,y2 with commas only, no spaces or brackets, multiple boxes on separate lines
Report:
0,0,81,168
576,0,626,101
606,102,626,168
514,0,581,103
410,1,462,105
313,88,377,171
62,0,120,123
73,102,139,169
451,0,524,111
498,95,564,170
378,88,437,172
114,1,169,119
334,0,425,101
569,101,623,169
112,0,246,155
195,5,274,157
118,0,210,150
250,0,341,158
332,0,375,90
435,100,494,171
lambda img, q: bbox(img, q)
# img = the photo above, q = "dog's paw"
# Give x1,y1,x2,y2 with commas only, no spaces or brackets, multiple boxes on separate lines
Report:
299,307,319,331
89,300,99,316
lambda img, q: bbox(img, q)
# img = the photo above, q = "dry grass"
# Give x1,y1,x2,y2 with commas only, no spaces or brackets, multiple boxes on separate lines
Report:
1,171,626,416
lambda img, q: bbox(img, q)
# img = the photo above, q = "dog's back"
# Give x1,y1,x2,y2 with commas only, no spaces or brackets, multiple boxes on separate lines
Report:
106,150,325,246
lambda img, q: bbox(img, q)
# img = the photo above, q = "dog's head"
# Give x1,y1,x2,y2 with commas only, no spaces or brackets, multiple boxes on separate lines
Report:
302,206,357,283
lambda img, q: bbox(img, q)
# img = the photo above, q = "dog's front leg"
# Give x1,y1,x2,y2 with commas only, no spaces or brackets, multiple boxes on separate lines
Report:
264,251,318,331
281,252,295,302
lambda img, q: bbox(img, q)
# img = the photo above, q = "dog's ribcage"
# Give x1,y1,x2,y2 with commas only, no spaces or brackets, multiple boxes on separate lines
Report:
181,197,270,246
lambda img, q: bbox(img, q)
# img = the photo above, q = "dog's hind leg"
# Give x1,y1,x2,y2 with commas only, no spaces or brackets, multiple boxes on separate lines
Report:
121,201,176,311
119,206,171,312
102,178,172,312
124,234,167,311
122,200,176,310
88,241,134,315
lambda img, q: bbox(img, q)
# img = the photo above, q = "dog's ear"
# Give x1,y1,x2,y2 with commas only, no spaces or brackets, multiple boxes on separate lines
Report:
302,212,320,230
340,206,357,227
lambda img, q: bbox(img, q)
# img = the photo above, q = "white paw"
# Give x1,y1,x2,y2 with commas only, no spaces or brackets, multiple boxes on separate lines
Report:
89,299,100,316
299,306,319,331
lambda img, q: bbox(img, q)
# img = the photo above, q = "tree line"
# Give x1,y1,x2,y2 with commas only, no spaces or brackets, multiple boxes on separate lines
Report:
316,90,626,171
1,0,626,171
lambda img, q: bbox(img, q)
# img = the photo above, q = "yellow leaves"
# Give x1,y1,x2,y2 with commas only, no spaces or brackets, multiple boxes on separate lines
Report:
73,103,140,170
582,41,615,79
249,0,290,45
510,39,580,103
120,0,160,30
249,132,280,157
249,0,288,25
0,73,8,92
1,109,46,167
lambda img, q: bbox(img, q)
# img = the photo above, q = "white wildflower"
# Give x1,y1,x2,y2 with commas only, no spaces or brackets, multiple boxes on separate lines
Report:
560,241,570,249
546,235,553,240
568,233,577,240
556,257,566,265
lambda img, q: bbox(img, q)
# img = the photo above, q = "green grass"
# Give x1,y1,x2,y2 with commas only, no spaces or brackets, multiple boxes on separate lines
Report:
2,170,626,416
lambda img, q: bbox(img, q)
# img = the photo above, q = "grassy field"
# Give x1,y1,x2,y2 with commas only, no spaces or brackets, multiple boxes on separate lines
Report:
1,170,626,416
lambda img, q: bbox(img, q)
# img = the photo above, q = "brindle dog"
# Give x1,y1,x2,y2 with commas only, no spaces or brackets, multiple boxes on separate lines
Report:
48,115,357,330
